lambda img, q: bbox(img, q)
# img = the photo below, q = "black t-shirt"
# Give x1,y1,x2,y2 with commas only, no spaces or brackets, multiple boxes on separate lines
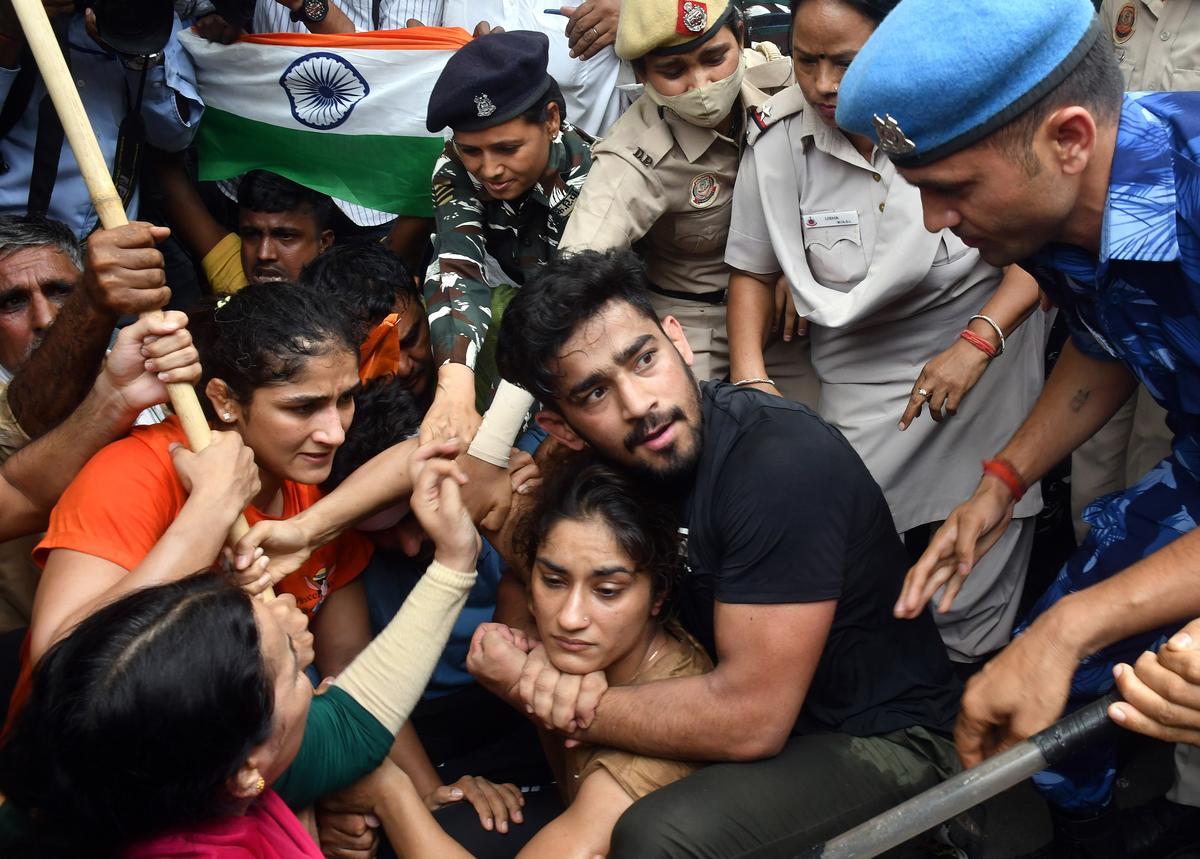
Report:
677,382,960,737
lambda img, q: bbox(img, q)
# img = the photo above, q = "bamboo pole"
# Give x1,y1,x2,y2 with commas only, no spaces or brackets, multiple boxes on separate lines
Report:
12,0,266,585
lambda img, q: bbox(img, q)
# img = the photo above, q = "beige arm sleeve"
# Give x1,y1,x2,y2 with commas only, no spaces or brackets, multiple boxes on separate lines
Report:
468,380,536,468
333,560,477,734
560,152,666,253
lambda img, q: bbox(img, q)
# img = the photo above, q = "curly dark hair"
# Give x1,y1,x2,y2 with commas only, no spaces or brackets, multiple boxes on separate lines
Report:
238,169,334,232
299,242,421,330
513,453,687,608
496,248,662,406
190,279,361,420
0,573,273,858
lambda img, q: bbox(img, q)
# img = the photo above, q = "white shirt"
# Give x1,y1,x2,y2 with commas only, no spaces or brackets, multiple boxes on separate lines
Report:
440,0,626,137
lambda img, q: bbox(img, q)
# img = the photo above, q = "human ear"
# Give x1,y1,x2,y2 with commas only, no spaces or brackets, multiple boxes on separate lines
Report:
545,101,561,139
206,378,241,425
535,409,587,451
227,758,265,800
318,229,335,253
650,593,665,618
660,315,695,367
1045,106,1097,177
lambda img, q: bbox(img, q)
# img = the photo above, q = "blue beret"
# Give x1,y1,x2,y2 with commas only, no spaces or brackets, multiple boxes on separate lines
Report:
836,0,1101,166
427,31,554,133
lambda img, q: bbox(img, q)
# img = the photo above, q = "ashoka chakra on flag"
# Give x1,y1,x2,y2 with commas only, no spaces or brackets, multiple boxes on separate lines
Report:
179,27,472,217
281,52,369,130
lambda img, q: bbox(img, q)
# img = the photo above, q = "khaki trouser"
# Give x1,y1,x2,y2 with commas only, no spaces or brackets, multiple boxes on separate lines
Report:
1071,385,1172,543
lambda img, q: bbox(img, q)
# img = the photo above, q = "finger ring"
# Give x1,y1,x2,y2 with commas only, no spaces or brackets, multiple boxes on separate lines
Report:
917,388,930,398
589,26,599,39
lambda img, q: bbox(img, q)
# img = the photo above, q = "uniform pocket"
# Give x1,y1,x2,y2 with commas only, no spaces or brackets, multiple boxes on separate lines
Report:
801,216,867,288
672,196,733,255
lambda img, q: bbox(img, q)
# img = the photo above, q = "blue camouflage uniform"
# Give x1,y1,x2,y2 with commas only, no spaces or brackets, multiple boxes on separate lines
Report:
1017,90,1200,810
834,0,1200,816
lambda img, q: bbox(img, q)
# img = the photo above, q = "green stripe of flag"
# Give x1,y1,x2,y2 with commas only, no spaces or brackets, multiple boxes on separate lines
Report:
197,107,443,217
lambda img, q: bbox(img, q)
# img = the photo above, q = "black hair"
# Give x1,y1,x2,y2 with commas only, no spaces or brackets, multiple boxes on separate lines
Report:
514,454,686,607
299,242,421,330
987,31,1124,175
0,574,273,858
191,280,361,420
496,248,661,405
322,374,423,492
519,79,568,126
237,169,335,233
789,0,898,26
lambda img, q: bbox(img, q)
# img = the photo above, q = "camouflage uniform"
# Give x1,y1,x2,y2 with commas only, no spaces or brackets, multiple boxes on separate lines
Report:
423,124,594,374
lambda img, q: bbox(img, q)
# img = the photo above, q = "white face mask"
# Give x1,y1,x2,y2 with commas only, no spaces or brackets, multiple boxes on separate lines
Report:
644,53,746,129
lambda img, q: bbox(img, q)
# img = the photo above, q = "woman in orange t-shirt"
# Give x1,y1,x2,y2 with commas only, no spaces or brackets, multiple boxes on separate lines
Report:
30,281,374,677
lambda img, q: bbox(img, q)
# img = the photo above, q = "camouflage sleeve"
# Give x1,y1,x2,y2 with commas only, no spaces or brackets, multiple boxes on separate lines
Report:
423,149,493,371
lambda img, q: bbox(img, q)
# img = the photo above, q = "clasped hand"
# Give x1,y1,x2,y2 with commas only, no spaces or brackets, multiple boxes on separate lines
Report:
468,623,607,740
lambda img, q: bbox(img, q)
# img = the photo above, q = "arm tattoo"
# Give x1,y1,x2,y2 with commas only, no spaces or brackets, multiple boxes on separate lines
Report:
1070,388,1092,413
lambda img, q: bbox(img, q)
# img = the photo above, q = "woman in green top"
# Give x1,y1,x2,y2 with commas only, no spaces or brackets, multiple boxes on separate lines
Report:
0,440,481,858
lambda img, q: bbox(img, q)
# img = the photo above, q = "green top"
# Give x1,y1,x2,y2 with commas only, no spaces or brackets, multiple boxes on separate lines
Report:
423,123,594,371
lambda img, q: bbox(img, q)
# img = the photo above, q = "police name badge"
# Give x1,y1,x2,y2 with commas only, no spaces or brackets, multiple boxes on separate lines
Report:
690,173,719,208
804,211,859,228
872,113,916,157
474,93,497,118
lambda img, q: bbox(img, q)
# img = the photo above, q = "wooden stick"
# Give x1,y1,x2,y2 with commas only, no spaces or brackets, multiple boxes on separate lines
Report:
12,0,266,585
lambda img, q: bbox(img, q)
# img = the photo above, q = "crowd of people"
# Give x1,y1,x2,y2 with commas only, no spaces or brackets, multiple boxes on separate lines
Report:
0,0,1196,856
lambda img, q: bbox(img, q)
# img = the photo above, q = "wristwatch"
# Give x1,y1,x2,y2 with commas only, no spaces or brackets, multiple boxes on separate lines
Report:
290,0,329,24
120,51,165,72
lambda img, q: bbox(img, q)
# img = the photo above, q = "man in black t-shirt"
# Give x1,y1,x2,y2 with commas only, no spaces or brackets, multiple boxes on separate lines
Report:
470,249,961,856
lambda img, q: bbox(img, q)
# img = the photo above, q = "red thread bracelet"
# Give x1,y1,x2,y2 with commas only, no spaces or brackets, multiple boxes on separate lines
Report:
960,329,998,358
982,457,1026,501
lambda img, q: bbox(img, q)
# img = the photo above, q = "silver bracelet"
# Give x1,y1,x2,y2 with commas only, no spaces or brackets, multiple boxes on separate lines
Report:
733,377,775,388
968,314,1005,356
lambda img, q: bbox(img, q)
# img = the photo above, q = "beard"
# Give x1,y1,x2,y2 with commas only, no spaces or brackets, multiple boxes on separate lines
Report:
570,365,705,486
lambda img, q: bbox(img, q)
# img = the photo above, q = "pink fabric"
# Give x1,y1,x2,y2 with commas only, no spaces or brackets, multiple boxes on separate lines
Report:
123,791,323,859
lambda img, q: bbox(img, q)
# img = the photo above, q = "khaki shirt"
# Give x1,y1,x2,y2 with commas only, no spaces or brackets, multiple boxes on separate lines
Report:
0,382,37,633
1101,0,1200,91
559,47,792,298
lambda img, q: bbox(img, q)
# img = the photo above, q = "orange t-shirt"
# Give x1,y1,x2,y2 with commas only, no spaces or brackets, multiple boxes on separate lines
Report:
34,416,373,616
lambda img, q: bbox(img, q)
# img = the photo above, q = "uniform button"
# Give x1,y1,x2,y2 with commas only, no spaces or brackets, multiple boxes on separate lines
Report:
1161,31,1171,40
872,173,881,182
878,202,885,212
76,79,85,87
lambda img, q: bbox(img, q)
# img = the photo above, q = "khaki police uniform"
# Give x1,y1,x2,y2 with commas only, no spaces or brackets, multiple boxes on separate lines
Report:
560,47,816,399
1070,0,1198,547
1102,0,1200,90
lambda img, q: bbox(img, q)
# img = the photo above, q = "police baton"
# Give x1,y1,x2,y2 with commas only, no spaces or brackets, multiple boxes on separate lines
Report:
799,692,1121,859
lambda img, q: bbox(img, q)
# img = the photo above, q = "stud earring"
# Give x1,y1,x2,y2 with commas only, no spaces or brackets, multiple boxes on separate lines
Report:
255,777,266,795
223,412,233,421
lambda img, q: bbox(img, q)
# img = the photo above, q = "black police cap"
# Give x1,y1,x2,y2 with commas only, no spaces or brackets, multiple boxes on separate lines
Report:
426,31,554,133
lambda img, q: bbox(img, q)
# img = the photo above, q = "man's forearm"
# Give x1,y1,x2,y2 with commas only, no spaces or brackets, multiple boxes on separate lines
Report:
293,437,420,547
1050,528,1200,663
8,291,115,438
577,671,783,762
996,339,1137,484
3,374,132,517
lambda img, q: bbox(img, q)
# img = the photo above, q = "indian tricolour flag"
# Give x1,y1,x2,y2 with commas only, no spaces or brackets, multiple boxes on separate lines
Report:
178,28,471,217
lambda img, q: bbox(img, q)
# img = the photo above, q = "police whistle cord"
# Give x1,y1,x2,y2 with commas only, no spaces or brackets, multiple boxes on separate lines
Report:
10,0,266,595
797,692,1121,859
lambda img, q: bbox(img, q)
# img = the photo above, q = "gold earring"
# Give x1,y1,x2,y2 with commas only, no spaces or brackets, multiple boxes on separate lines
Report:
254,777,266,795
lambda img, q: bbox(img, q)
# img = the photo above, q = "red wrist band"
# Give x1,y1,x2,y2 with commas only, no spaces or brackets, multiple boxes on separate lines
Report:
960,329,998,358
982,457,1026,502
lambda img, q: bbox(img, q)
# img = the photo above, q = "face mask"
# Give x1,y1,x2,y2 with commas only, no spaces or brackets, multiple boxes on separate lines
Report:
644,53,746,129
